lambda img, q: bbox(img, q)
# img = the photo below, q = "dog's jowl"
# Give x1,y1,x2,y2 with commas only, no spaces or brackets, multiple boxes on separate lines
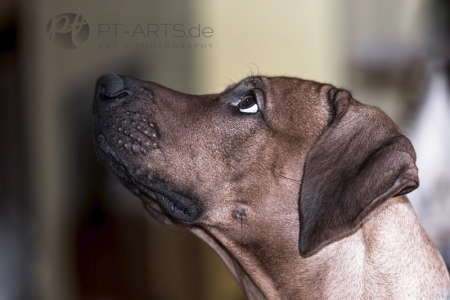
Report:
93,74,450,300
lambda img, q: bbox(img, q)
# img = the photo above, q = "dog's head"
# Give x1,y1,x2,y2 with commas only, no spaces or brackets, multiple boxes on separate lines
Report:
93,74,418,255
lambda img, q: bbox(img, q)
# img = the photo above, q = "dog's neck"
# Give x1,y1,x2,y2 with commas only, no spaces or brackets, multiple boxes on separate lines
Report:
192,195,450,300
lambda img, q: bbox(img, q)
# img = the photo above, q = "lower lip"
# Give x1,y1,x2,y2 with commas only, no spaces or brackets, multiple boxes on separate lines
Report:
139,185,201,224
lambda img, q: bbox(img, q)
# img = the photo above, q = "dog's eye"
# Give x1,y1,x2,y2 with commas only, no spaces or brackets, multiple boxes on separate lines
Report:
239,95,258,113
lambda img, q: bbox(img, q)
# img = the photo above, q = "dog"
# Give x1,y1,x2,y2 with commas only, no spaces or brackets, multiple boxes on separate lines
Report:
92,74,450,299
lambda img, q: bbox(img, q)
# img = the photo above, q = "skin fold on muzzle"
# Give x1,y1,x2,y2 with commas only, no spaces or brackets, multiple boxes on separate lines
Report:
93,74,450,300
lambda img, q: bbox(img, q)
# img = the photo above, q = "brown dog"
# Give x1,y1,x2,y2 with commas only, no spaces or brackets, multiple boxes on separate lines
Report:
93,74,450,299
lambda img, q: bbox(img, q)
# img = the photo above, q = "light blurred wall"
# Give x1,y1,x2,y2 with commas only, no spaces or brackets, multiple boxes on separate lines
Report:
189,0,348,93
1,0,448,300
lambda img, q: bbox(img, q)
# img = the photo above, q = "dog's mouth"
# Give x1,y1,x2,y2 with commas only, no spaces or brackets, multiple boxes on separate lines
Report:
136,183,202,224
94,134,202,224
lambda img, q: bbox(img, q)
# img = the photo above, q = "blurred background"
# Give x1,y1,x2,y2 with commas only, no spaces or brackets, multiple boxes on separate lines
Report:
1,0,449,299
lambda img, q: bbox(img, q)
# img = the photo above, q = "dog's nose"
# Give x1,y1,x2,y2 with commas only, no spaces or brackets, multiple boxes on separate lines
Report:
96,73,126,98
94,74,131,111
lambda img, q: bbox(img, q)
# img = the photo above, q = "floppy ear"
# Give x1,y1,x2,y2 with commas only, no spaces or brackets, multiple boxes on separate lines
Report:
298,89,419,255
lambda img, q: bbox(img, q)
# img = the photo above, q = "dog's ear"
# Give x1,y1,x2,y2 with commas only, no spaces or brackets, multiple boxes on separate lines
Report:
298,89,419,255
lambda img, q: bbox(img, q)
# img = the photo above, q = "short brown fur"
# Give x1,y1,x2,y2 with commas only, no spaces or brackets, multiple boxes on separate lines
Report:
93,75,450,299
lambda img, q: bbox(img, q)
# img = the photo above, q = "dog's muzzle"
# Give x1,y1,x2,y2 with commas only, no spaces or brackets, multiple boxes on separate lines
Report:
93,74,160,154
92,74,203,224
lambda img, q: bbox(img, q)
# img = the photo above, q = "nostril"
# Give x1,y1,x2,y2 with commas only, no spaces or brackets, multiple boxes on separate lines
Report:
111,91,130,98
98,89,131,101
96,73,131,100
